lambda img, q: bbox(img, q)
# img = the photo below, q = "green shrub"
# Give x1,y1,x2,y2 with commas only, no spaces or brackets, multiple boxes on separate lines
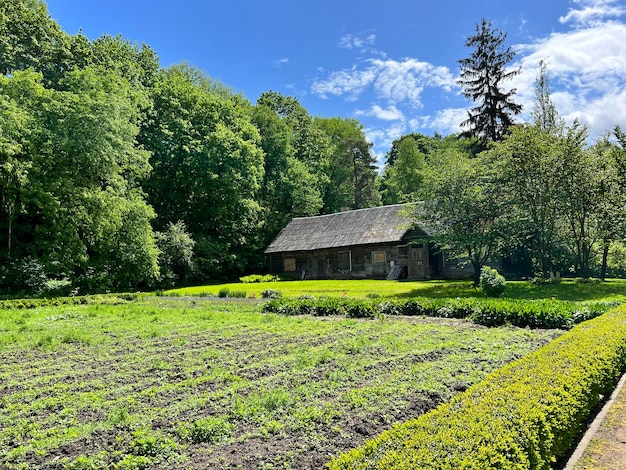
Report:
0,293,138,310
239,274,280,283
531,276,563,285
261,289,283,299
329,305,626,470
0,257,48,296
217,288,246,298
480,266,506,297
262,296,617,330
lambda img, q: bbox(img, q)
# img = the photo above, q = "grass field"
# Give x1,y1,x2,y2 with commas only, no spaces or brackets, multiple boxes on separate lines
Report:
166,278,626,302
0,295,563,469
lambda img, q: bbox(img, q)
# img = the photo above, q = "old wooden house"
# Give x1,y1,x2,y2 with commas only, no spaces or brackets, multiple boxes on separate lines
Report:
265,204,460,280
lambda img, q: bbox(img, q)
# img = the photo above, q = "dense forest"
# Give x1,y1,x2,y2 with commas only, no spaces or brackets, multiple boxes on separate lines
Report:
1,1,626,296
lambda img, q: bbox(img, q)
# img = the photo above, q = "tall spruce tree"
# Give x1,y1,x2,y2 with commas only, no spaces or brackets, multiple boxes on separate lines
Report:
531,60,564,134
458,18,522,144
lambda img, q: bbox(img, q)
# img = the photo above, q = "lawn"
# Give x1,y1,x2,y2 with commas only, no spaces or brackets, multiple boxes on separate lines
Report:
0,296,563,469
166,278,626,302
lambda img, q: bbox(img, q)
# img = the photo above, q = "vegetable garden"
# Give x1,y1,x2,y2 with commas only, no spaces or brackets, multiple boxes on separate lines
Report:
0,280,624,469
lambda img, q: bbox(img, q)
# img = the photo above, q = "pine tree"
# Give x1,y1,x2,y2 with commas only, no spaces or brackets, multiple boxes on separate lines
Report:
531,60,565,134
458,18,522,144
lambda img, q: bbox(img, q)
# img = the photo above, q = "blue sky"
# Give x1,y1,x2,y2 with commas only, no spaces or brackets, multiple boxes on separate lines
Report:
45,0,626,162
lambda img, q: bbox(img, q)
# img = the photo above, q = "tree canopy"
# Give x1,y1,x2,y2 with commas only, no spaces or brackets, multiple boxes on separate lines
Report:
2,2,625,293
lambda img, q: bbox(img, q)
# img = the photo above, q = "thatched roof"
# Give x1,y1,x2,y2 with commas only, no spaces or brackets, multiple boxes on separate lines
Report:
265,204,429,254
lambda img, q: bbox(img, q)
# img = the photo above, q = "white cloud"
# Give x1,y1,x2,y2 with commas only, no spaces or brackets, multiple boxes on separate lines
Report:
314,2,626,157
410,107,469,135
559,0,625,27
513,19,626,138
312,58,456,107
355,104,405,121
338,32,376,50
273,58,289,67
311,67,378,101
364,121,409,164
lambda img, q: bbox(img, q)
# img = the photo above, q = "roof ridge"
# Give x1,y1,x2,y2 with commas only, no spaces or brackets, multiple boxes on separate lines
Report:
290,203,414,221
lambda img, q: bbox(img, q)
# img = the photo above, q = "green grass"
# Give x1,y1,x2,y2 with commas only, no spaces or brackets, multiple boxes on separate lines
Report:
0,296,563,469
166,278,626,302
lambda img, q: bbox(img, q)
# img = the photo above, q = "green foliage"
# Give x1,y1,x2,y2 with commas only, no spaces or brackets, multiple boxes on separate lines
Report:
314,116,380,211
0,0,67,77
0,65,159,291
0,293,138,310
0,257,48,296
329,305,626,469
215,288,246,298
480,266,506,297
486,124,571,279
380,134,430,204
176,417,234,444
0,295,567,468
419,150,509,285
141,64,265,281
155,220,195,286
458,18,522,143
239,274,280,283
260,289,283,299
263,296,618,329
530,276,562,286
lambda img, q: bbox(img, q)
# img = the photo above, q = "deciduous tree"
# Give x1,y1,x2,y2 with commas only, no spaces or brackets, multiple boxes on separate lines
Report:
419,150,508,286
140,65,264,280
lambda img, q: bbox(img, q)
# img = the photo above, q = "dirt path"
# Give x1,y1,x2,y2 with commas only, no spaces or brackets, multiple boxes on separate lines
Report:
573,373,626,470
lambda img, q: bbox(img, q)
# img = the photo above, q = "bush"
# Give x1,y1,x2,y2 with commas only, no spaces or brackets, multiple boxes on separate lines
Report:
240,274,279,283
261,289,283,299
531,276,562,285
0,293,138,310
480,266,506,298
329,305,626,470
229,290,247,299
262,296,617,330
217,287,246,298
0,257,49,296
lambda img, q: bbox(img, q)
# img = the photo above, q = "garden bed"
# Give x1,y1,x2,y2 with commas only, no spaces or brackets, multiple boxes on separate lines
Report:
0,297,562,469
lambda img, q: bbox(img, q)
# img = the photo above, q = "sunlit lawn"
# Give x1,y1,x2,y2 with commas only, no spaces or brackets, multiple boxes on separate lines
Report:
166,278,626,302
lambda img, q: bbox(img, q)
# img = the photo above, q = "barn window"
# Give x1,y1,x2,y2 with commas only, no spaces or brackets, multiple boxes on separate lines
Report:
337,251,352,271
284,257,296,272
372,251,386,264
398,245,408,258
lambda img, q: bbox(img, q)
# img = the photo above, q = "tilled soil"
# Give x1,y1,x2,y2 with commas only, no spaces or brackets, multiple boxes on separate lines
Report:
0,305,562,469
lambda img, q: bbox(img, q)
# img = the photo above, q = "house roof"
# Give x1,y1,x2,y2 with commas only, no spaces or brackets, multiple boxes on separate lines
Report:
265,204,429,254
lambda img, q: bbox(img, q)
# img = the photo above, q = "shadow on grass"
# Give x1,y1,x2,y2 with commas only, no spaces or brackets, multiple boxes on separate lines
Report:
391,279,626,302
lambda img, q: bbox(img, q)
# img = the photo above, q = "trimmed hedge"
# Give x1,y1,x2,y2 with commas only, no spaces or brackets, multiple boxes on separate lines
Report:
262,296,619,330
329,305,626,469
0,293,139,310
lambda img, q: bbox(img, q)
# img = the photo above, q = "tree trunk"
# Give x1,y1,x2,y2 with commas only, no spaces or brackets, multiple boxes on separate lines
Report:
600,240,610,281
7,202,13,259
